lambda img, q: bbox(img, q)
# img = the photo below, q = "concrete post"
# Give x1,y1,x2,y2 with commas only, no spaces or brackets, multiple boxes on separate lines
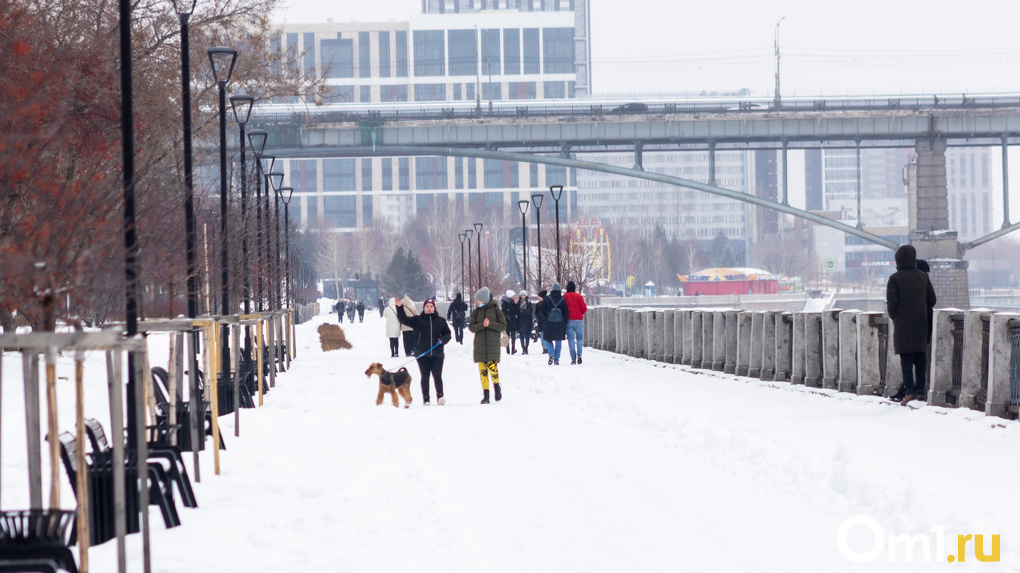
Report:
604,307,617,352
804,312,823,388
761,311,778,381
791,312,806,385
646,310,664,362
674,310,686,365
663,310,676,363
838,311,859,393
775,312,793,381
723,310,739,374
748,311,764,379
736,311,753,376
617,309,630,356
703,311,715,370
928,309,959,407
821,310,840,390
857,312,885,396
633,310,646,359
985,313,1017,418
960,310,990,410
690,311,704,369
712,311,727,372
884,317,903,397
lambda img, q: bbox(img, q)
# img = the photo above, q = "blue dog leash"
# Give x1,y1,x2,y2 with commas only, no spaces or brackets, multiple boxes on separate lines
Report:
388,340,441,372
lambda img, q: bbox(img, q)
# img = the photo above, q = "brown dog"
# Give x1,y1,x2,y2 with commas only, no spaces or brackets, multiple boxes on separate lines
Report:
364,362,414,408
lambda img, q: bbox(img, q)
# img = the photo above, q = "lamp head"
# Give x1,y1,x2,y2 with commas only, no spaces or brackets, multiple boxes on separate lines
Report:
473,222,483,233
278,186,294,206
458,233,466,244
247,129,268,156
549,185,563,201
207,46,238,85
465,228,474,240
517,199,529,215
173,0,197,20
261,155,276,175
268,171,284,192
531,193,544,210
230,93,255,125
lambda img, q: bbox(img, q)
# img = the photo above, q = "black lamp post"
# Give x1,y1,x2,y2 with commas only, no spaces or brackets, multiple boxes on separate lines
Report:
458,233,466,297
531,193,544,291
465,228,474,292
230,93,254,357
517,200,529,291
174,0,200,478
278,186,294,309
208,46,237,378
246,132,268,311
550,185,564,283
474,222,483,289
265,170,283,309
273,179,283,310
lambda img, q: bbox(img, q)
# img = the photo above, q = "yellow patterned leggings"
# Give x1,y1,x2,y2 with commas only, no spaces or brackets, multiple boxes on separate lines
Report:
478,361,500,390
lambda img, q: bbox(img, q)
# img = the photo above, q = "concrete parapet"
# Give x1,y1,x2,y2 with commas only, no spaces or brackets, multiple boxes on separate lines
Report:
712,311,727,372
857,313,885,396
775,312,793,381
663,310,676,363
884,318,903,397
630,310,644,358
735,311,753,376
821,310,841,390
646,310,664,362
617,308,630,356
960,310,990,410
985,313,1019,418
748,312,764,379
838,311,859,393
761,312,778,380
928,309,960,406
690,311,704,369
791,312,806,385
803,312,823,388
723,310,739,374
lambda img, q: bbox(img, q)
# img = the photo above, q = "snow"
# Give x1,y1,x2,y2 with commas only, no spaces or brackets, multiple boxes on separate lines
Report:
3,301,1020,571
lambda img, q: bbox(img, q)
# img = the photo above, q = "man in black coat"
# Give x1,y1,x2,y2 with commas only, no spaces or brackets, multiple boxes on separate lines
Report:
537,283,568,365
886,244,937,404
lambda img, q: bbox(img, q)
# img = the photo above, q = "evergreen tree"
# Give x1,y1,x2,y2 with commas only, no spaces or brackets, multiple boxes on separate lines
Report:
381,248,434,300
404,251,433,300
710,230,738,268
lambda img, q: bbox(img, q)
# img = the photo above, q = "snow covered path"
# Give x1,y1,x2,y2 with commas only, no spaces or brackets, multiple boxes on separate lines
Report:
4,305,1020,571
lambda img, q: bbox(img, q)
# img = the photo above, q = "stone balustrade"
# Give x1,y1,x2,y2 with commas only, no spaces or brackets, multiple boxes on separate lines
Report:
582,305,1020,419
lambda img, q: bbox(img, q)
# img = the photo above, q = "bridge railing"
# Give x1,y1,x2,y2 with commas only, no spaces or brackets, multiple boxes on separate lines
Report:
585,305,1020,420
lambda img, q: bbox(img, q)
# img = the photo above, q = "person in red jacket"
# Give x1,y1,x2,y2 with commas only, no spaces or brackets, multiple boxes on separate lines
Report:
563,280,588,365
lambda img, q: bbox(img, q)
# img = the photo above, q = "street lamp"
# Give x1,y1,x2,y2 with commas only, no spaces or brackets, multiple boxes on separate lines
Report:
531,193,544,291
465,228,474,292
458,232,466,297
174,0,200,478
549,185,564,283
247,134,268,311
474,222,483,289
517,200,529,291
266,170,284,309
208,45,237,379
273,178,284,310
278,186,294,310
230,93,254,358
774,16,786,111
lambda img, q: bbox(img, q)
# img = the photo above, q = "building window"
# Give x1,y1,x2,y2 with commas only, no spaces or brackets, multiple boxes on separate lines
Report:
509,82,535,99
362,158,372,191
360,85,371,102
379,31,391,78
321,36,354,78
503,29,520,75
292,159,317,193
323,85,354,103
324,158,356,191
415,157,448,189
271,34,282,75
323,195,356,228
542,28,573,73
448,29,477,76
483,82,501,100
396,31,408,77
468,158,477,188
414,83,447,101
483,159,517,188
363,195,373,226
382,158,393,191
982,153,989,188
455,158,464,189
380,85,408,102
466,83,475,101
417,193,435,211
960,193,968,235
399,158,410,190
983,193,990,234
305,195,318,226
523,28,540,74
530,162,539,187
544,81,565,98
546,160,567,186
481,29,500,75
453,83,462,100
359,32,371,78
413,30,445,76
303,33,316,75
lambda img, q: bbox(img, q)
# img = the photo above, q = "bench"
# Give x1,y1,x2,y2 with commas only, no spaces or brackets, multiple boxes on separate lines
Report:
149,367,224,452
0,510,77,573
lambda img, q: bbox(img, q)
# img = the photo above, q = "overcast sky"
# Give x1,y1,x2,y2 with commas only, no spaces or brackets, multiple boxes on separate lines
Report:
274,0,1020,97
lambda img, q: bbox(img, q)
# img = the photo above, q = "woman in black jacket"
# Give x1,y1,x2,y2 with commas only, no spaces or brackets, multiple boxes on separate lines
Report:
446,293,468,344
517,291,534,355
396,297,452,405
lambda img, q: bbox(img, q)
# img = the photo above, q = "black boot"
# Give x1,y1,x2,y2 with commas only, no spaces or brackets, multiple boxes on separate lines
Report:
480,389,490,404
494,383,502,402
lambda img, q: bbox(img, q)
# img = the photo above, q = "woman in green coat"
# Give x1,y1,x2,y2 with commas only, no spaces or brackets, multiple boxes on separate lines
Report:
468,286,506,404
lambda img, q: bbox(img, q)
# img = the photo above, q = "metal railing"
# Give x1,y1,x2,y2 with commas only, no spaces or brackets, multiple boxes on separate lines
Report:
1009,320,1020,408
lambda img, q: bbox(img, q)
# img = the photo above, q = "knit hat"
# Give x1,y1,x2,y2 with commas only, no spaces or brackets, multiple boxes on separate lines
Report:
566,280,576,292
506,289,516,298
551,282,562,292
519,290,527,297
423,297,436,308
474,286,490,302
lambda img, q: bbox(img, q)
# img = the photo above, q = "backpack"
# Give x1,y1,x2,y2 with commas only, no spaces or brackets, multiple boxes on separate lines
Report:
547,299,564,323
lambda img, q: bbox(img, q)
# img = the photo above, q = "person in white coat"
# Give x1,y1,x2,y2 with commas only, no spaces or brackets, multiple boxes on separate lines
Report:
384,297,401,357
399,295,418,356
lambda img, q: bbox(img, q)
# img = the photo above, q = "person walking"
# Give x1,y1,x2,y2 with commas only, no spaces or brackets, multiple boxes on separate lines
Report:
535,289,548,354
537,283,568,365
346,297,356,323
886,244,937,404
384,297,401,357
469,287,506,404
396,297,452,405
446,292,468,344
517,291,534,355
563,280,588,365
356,299,366,323
378,296,385,318
399,295,418,356
501,290,520,355
335,299,345,323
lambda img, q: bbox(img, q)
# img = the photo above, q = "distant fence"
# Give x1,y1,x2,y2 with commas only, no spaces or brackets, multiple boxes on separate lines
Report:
584,306,1020,419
